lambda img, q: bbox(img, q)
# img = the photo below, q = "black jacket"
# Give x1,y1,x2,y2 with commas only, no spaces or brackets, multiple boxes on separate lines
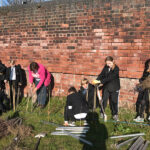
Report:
0,62,7,81
65,92,89,116
139,69,150,82
6,65,23,83
79,83,99,109
97,65,120,92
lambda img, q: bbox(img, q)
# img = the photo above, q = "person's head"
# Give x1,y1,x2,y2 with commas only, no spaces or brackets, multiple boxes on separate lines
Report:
81,78,89,89
145,59,150,71
68,86,77,95
30,62,39,73
9,60,16,67
105,56,114,68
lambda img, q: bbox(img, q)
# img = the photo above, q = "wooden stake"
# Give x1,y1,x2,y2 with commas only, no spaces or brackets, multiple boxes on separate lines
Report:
47,85,51,121
12,84,15,112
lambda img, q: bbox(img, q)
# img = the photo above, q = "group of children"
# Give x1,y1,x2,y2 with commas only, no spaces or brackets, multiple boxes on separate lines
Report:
64,56,121,126
0,56,150,125
0,60,51,112
64,56,150,126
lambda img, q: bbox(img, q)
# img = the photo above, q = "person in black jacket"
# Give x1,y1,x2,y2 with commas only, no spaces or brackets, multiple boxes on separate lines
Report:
0,60,7,114
64,87,89,126
96,56,120,121
5,60,23,109
79,78,99,110
134,59,150,122
0,60,7,90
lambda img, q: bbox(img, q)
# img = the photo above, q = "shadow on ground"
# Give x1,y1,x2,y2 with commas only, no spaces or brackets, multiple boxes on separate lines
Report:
82,112,108,150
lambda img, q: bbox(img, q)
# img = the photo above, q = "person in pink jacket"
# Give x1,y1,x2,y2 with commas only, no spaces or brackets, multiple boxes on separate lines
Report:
28,62,51,108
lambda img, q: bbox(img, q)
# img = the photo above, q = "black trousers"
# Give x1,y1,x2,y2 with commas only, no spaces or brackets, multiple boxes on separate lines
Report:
136,89,150,118
9,80,19,108
102,89,119,116
64,106,75,122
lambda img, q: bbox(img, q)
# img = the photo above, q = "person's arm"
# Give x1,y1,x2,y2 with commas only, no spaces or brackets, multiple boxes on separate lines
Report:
96,65,107,81
0,63,6,74
5,67,10,81
139,69,149,82
100,66,119,85
36,65,46,90
0,63,7,80
28,66,34,84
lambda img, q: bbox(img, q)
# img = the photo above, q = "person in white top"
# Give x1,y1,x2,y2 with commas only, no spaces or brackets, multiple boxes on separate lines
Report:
5,60,22,109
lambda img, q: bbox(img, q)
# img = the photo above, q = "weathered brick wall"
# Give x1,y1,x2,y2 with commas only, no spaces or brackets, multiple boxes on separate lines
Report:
0,0,150,105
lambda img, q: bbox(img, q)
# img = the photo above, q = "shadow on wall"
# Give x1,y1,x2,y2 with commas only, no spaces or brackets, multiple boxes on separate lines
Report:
82,112,108,150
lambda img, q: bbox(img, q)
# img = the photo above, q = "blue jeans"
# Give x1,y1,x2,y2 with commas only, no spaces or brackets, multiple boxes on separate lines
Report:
35,80,47,105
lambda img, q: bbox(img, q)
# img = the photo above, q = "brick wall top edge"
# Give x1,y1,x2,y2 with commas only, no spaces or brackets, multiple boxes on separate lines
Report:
0,0,147,13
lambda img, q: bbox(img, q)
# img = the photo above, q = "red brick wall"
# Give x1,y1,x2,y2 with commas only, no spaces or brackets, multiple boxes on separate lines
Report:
0,0,150,104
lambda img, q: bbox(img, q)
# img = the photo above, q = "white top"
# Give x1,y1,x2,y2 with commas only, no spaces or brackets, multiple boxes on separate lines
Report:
10,66,16,80
32,72,40,81
74,113,87,119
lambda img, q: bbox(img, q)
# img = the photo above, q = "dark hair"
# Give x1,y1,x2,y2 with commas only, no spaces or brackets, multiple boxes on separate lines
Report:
68,86,77,93
30,62,39,72
105,56,114,62
81,78,89,86
144,59,150,71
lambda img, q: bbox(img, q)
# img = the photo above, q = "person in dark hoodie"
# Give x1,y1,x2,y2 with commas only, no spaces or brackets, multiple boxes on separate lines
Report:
79,78,99,110
96,56,120,121
64,87,89,126
134,59,150,122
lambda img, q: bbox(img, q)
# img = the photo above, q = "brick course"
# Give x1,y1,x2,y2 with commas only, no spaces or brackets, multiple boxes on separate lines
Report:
0,0,150,104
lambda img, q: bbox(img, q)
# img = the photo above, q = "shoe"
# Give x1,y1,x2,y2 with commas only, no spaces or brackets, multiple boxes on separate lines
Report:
103,114,107,122
113,115,119,121
69,122,76,127
40,105,45,109
133,116,144,122
37,104,41,107
83,120,88,126
100,113,103,119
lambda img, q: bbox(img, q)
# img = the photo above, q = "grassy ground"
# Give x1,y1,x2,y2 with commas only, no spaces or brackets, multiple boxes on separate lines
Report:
0,97,150,150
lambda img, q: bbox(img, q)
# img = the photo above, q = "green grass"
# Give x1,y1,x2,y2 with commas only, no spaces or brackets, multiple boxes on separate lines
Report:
0,97,150,150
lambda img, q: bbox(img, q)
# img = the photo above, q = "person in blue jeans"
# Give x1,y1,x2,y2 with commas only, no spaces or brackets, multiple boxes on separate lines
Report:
28,62,51,108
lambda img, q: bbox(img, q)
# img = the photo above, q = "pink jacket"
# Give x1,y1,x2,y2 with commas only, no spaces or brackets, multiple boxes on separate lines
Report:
28,63,51,90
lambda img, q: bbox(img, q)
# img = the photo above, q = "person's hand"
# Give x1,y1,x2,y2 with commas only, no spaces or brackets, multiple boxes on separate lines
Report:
92,80,101,85
4,80,7,83
33,87,37,93
18,82,22,86
64,121,69,126
99,84,103,87
29,83,33,88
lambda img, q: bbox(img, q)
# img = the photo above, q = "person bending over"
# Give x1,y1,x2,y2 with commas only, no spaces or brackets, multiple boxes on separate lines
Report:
28,62,51,108
64,87,89,126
